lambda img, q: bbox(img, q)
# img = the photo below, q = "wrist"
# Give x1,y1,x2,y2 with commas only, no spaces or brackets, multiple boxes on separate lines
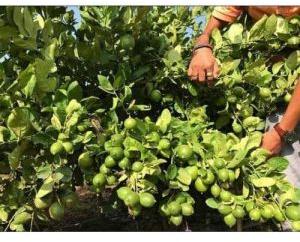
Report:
278,121,295,133
195,34,210,45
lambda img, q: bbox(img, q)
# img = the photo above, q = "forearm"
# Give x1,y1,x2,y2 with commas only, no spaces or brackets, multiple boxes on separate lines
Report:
195,16,226,44
280,79,300,132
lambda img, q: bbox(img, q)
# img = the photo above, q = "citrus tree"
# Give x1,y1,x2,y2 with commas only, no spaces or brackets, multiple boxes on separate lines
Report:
0,6,300,231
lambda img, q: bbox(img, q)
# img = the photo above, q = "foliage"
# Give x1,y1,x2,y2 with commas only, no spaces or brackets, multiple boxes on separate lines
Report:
0,7,300,231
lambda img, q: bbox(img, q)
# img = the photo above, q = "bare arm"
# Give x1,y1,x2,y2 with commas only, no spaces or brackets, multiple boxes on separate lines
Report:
262,79,300,155
279,80,300,132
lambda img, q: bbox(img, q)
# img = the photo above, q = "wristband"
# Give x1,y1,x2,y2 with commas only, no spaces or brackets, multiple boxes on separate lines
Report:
192,43,213,55
273,123,287,140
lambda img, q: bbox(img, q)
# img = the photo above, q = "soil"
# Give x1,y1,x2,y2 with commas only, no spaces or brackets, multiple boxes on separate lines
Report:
40,186,285,232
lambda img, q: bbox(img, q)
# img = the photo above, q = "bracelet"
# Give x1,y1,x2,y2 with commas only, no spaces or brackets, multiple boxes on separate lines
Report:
192,43,213,55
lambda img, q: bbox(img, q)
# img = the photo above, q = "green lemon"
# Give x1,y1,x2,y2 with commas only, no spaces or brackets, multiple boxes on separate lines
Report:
118,157,131,170
292,221,300,232
259,87,271,98
245,201,255,212
232,206,245,219
249,208,261,221
220,190,232,202
218,168,229,182
124,192,140,207
261,204,274,220
62,192,78,209
150,89,162,103
284,93,292,103
34,194,53,209
132,161,143,172
181,203,194,216
109,147,124,161
273,207,285,222
211,183,221,198
232,122,243,134
104,156,117,168
139,192,156,208
177,145,193,161
99,164,111,174
168,201,182,216
62,141,74,154
50,141,64,155
49,202,65,221
218,204,232,215
203,170,215,185
158,138,171,150
92,173,106,188
224,213,237,228
110,133,124,146
120,34,135,50
78,152,93,169
228,170,236,182
106,175,117,185
195,177,208,193
124,117,137,129
117,187,132,200
214,159,225,169
285,205,300,221
146,131,160,144
169,215,183,226
185,166,198,181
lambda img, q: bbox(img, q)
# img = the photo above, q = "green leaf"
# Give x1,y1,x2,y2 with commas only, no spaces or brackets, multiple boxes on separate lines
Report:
242,182,250,198
66,99,81,115
55,167,73,183
156,108,171,133
205,198,219,209
265,14,277,36
0,206,9,222
83,131,95,143
165,48,181,63
110,97,119,111
51,114,62,130
167,164,178,180
211,28,222,49
227,23,243,44
176,168,192,186
36,177,54,198
7,108,32,138
22,74,36,98
286,50,300,70
249,15,267,40
43,38,58,60
67,81,83,101
220,59,241,75
13,7,27,36
272,61,284,74
267,157,289,172
98,75,114,94
23,7,36,37
251,177,276,187
65,112,79,130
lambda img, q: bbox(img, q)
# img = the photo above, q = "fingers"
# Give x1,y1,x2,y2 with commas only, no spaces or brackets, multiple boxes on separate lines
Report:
213,61,220,79
198,70,205,83
188,66,198,81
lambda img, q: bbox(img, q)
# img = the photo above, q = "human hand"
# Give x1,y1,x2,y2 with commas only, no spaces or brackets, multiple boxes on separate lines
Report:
261,129,283,156
188,47,220,85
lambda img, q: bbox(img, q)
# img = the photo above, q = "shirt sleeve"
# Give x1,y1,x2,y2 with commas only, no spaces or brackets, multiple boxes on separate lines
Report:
212,6,244,23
